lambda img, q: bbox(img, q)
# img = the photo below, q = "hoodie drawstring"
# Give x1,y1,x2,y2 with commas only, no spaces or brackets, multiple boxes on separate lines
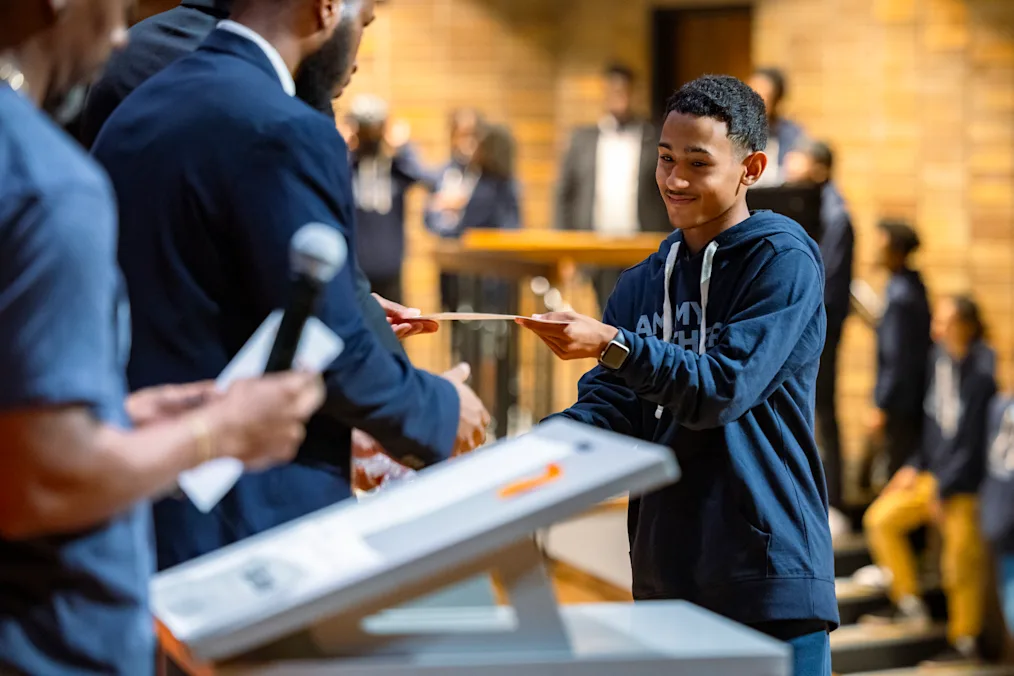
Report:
656,240,720,420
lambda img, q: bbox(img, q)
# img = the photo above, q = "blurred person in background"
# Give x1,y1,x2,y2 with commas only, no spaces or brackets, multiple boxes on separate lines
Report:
347,94,439,304
863,295,994,665
981,386,1014,640
867,220,932,484
426,122,522,238
0,1,324,673
784,140,854,536
748,67,806,188
556,63,669,314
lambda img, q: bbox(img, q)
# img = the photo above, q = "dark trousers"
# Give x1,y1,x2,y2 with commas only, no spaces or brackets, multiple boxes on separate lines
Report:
591,267,624,316
815,323,843,510
884,413,923,477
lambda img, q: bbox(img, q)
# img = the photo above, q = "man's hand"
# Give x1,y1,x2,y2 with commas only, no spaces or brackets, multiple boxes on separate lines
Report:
127,381,220,427
203,371,326,470
373,293,439,340
515,311,618,361
441,362,490,456
882,465,919,495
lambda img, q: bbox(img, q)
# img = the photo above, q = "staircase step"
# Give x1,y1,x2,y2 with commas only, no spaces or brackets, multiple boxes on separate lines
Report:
835,531,873,578
848,665,1014,675
835,578,946,626
831,621,949,673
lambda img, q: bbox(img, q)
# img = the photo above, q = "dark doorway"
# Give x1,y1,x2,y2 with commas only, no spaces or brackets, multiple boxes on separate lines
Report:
651,6,754,119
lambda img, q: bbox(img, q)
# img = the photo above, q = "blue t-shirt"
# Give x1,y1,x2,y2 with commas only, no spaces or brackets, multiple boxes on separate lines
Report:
0,85,153,675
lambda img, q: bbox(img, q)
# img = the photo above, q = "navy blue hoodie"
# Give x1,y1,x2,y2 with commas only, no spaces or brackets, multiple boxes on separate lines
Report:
980,395,1014,552
553,211,839,630
913,342,996,498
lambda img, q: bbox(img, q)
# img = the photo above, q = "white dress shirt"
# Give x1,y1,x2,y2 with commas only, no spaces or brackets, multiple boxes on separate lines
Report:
593,115,642,236
217,20,295,97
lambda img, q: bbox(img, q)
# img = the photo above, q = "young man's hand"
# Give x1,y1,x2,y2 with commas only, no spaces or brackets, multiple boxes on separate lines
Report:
372,293,439,340
127,381,221,427
515,311,618,361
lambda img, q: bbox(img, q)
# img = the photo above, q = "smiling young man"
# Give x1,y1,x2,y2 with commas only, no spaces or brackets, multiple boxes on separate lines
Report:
519,75,837,675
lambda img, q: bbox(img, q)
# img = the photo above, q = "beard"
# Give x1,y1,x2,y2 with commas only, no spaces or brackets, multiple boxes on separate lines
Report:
294,18,355,115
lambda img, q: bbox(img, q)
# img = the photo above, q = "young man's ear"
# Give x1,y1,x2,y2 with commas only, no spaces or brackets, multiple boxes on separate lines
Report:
740,151,768,188
0,0,59,49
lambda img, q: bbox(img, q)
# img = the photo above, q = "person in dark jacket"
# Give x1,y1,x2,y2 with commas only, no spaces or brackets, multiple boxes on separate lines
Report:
981,392,1014,631
347,94,439,304
785,141,854,526
747,67,807,188
76,0,412,357
91,0,490,569
864,295,995,663
556,63,670,313
519,75,837,676
426,123,521,238
869,220,933,478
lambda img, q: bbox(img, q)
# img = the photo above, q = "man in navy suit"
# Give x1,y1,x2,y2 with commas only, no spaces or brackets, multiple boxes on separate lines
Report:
92,0,490,570
77,0,416,358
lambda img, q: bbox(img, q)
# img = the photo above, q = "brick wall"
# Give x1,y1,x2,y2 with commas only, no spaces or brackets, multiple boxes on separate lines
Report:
753,0,1014,457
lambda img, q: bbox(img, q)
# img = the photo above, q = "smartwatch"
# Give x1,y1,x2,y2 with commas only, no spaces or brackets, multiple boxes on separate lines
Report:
598,329,630,370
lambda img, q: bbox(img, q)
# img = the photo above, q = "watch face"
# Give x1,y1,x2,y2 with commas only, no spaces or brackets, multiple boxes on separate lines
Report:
600,341,630,370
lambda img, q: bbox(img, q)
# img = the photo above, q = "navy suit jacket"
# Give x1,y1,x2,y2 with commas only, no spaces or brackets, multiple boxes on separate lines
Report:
78,0,405,358
92,29,460,570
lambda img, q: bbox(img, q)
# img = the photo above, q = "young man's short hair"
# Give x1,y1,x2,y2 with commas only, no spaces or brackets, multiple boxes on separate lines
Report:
752,66,787,103
604,62,636,84
878,219,921,256
664,75,768,156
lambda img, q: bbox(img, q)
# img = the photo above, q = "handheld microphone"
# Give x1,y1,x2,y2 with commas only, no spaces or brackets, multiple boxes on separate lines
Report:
264,223,347,373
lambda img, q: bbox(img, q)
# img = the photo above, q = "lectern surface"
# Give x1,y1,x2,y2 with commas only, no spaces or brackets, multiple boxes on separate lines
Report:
151,421,680,663
214,602,790,676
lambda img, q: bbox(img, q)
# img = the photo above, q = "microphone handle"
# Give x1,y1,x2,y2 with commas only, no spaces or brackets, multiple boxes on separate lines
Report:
264,275,321,373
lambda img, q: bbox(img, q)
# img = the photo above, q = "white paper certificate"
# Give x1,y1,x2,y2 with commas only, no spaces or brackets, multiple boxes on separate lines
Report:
177,311,344,513
415,312,569,324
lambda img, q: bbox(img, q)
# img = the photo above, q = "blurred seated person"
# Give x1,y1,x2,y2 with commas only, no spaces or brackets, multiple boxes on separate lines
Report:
747,67,806,188
863,295,995,665
784,141,854,533
556,63,669,313
981,388,1014,638
867,220,932,483
426,123,520,316
347,94,439,305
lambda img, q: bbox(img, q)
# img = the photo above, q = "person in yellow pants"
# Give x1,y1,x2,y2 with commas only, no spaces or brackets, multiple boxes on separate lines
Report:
863,294,996,664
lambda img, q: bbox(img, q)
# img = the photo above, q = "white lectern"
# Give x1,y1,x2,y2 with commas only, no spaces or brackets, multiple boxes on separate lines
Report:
152,420,790,675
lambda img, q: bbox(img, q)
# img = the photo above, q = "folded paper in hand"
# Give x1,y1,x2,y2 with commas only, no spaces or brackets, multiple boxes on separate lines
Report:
414,312,569,324
176,311,344,513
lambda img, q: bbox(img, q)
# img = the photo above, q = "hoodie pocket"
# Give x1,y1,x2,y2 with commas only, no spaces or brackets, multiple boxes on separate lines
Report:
695,478,771,587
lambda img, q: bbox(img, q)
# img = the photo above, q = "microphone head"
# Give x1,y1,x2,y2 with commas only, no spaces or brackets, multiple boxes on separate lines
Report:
290,223,347,285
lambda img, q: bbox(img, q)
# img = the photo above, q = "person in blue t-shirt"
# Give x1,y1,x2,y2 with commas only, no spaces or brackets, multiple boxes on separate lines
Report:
0,2,324,673
518,75,837,676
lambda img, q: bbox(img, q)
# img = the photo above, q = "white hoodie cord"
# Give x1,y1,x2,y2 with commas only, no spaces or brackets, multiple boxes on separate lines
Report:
656,240,720,419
